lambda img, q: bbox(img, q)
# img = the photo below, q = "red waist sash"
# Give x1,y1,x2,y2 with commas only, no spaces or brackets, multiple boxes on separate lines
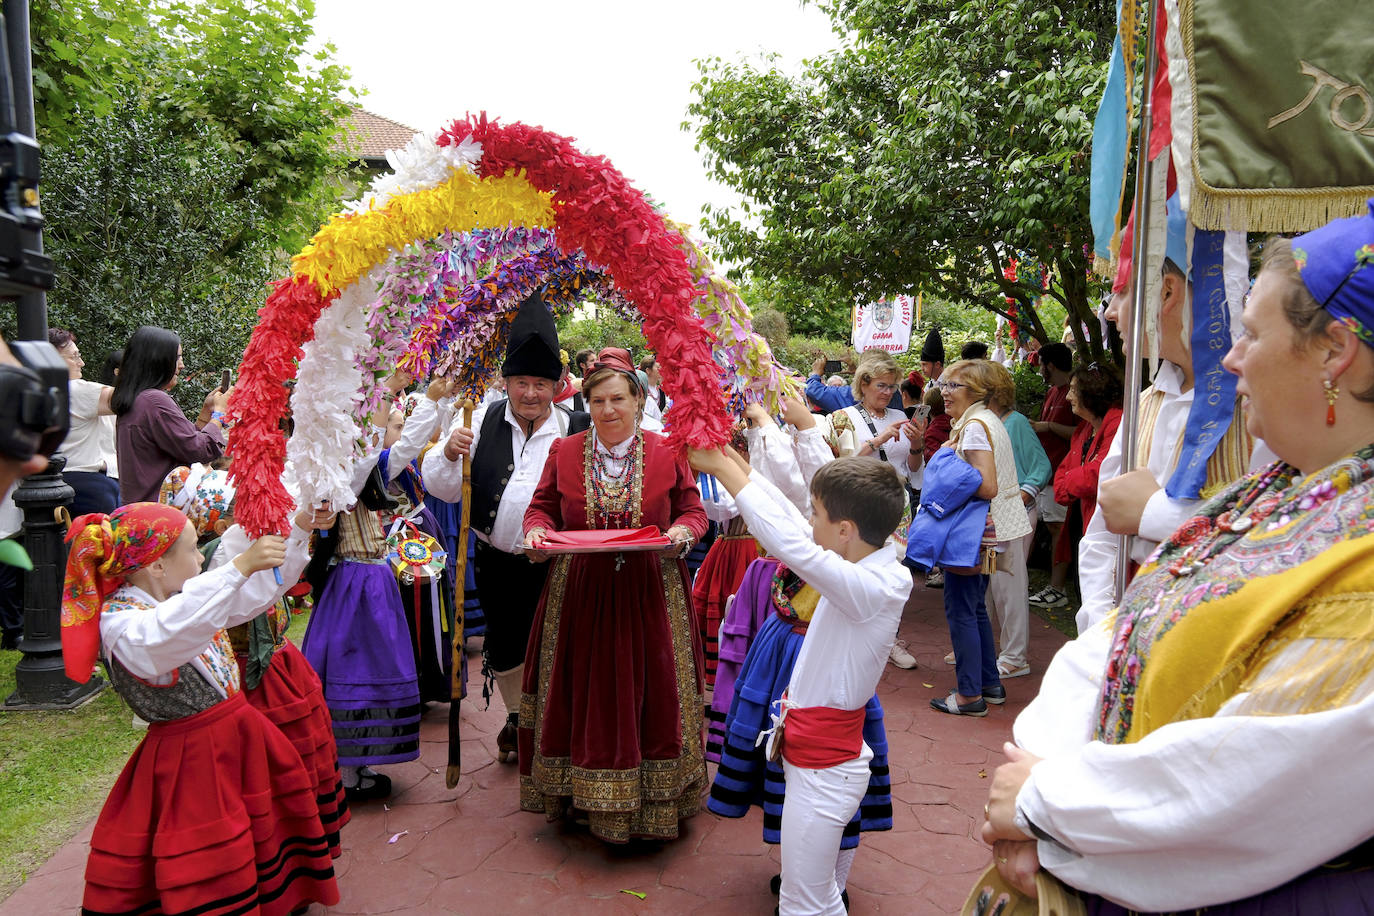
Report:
779,702,865,769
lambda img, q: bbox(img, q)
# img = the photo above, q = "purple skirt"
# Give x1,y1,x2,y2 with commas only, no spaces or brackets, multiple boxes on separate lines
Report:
1080,847,1374,915
301,560,421,766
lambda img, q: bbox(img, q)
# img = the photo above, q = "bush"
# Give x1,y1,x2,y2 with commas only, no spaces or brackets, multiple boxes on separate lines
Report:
752,307,791,352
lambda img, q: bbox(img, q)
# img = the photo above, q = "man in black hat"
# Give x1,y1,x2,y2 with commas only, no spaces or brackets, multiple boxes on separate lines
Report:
421,291,589,762
919,328,945,383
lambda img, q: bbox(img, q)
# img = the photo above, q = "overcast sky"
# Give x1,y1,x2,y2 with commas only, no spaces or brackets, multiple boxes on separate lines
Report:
309,0,839,234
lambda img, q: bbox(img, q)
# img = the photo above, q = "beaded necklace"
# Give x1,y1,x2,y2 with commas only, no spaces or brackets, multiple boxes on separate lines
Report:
584,431,645,529
1161,460,1293,578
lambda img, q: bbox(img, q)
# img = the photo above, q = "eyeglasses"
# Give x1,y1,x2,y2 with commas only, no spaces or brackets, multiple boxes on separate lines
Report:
933,381,968,392
870,382,897,393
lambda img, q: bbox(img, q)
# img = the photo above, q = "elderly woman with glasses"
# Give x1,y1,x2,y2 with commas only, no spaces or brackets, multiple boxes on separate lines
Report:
825,349,926,668
981,204,1374,911
929,359,1033,716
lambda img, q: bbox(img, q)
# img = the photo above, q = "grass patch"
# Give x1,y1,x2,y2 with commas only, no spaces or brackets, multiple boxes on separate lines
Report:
1027,567,1081,639
0,604,316,901
0,648,141,901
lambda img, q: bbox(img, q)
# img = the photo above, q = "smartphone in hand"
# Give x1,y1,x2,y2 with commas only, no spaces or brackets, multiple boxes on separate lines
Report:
822,359,843,375
912,404,931,422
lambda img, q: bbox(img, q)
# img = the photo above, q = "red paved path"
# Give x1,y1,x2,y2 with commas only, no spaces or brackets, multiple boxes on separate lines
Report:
1,583,1067,915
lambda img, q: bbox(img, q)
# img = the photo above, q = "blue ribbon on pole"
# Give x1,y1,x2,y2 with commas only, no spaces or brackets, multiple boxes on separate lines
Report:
1166,228,1238,499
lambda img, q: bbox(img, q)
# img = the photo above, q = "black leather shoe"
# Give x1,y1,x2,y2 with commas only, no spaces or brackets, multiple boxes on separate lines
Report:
497,712,518,763
344,771,392,803
982,685,1007,705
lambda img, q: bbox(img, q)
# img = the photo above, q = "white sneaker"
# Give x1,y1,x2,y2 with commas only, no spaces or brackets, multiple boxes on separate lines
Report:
888,639,917,669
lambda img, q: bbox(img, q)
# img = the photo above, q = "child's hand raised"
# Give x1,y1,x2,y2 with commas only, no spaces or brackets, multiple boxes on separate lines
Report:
687,447,730,477
233,535,288,577
295,502,337,532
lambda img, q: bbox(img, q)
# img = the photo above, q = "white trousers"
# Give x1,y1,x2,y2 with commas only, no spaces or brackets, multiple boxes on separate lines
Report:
780,744,872,916
987,505,1036,670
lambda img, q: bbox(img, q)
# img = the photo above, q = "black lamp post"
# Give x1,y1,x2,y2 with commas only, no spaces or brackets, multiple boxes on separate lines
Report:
3,452,103,709
0,0,104,709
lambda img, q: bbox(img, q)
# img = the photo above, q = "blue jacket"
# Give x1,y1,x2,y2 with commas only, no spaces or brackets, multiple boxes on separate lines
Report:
903,447,989,573
804,374,857,413
805,374,904,414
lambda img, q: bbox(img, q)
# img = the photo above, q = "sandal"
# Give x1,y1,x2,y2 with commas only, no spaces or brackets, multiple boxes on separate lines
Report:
998,660,1031,679
929,692,988,717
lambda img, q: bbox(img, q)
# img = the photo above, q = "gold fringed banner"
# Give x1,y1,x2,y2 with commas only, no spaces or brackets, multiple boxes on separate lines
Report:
1182,0,1374,232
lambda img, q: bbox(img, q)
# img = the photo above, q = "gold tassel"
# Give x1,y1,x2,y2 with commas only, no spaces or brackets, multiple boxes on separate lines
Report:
1190,184,1374,233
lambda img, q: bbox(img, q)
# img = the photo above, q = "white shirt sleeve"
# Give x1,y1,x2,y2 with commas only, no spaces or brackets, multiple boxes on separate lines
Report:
746,424,809,514
420,401,489,504
1019,691,1374,911
733,471,899,624
792,426,833,496
101,563,250,679
386,397,441,481
1076,431,1125,632
348,438,385,501
958,421,992,453
1136,486,1199,545
697,472,738,523
207,520,315,611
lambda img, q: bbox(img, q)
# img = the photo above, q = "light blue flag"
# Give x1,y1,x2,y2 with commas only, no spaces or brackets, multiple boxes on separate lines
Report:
1090,0,1130,264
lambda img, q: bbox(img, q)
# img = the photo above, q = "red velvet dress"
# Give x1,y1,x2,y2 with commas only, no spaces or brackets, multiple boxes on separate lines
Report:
517,430,709,843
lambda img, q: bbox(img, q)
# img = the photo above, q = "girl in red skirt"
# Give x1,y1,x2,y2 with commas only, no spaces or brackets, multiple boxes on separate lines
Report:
62,501,340,916
182,469,352,859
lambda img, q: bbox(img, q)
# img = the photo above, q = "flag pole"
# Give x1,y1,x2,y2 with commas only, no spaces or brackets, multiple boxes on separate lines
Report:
1113,1,1161,605
445,399,475,789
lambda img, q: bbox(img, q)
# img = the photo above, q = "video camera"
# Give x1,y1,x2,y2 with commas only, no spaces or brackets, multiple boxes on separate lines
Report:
0,4,66,464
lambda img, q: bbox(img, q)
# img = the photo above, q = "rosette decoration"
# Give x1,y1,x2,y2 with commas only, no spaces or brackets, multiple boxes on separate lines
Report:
227,114,794,537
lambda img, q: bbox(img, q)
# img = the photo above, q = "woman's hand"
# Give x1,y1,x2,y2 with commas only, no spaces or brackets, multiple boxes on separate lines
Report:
992,839,1040,900
661,524,695,559
202,386,230,421
233,535,287,577
904,417,927,442
981,742,1041,844
523,527,550,563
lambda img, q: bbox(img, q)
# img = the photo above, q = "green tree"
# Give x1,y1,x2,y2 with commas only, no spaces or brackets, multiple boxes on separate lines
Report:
27,0,358,406
687,0,1117,362
40,103,277,401
32,0,356,249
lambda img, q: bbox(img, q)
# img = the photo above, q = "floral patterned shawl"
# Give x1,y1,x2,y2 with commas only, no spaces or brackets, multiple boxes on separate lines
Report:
1096,446,1374,743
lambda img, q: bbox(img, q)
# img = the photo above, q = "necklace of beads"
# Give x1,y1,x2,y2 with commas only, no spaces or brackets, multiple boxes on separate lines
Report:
584,431,644,529
1163,461,1293,577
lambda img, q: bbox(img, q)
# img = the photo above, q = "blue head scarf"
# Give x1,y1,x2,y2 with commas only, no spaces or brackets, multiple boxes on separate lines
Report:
1293,199,1374,347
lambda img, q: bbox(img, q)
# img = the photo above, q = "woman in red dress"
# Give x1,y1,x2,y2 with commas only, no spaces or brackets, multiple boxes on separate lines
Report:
517,347,708,843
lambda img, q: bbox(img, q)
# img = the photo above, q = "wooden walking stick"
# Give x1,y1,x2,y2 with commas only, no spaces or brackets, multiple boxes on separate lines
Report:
445,399,475,789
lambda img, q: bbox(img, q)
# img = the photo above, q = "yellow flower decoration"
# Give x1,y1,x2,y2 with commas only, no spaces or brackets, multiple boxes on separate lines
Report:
293,169,556,296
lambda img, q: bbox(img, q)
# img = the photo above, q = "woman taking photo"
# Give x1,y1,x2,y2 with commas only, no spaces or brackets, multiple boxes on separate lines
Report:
48,328,119,516
930,359,1032,717
112,326,228,504
982,206,1374,910
826,349,924,668
518,347,708,844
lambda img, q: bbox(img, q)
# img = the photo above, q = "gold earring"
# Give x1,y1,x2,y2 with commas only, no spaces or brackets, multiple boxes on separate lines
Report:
1324,378,1340,427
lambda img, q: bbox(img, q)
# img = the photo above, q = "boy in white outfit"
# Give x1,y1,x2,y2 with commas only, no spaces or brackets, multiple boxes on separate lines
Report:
688,447,911,916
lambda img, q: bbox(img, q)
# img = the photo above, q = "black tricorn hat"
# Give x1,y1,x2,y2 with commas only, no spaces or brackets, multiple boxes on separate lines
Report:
920,328,945,364
502,289,562,381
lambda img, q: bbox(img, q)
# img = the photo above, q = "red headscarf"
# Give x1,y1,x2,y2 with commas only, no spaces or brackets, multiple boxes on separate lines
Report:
590,347,642,395
61,503,190,683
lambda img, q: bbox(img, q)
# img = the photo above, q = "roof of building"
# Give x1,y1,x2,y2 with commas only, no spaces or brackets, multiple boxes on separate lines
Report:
337,107,419,163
